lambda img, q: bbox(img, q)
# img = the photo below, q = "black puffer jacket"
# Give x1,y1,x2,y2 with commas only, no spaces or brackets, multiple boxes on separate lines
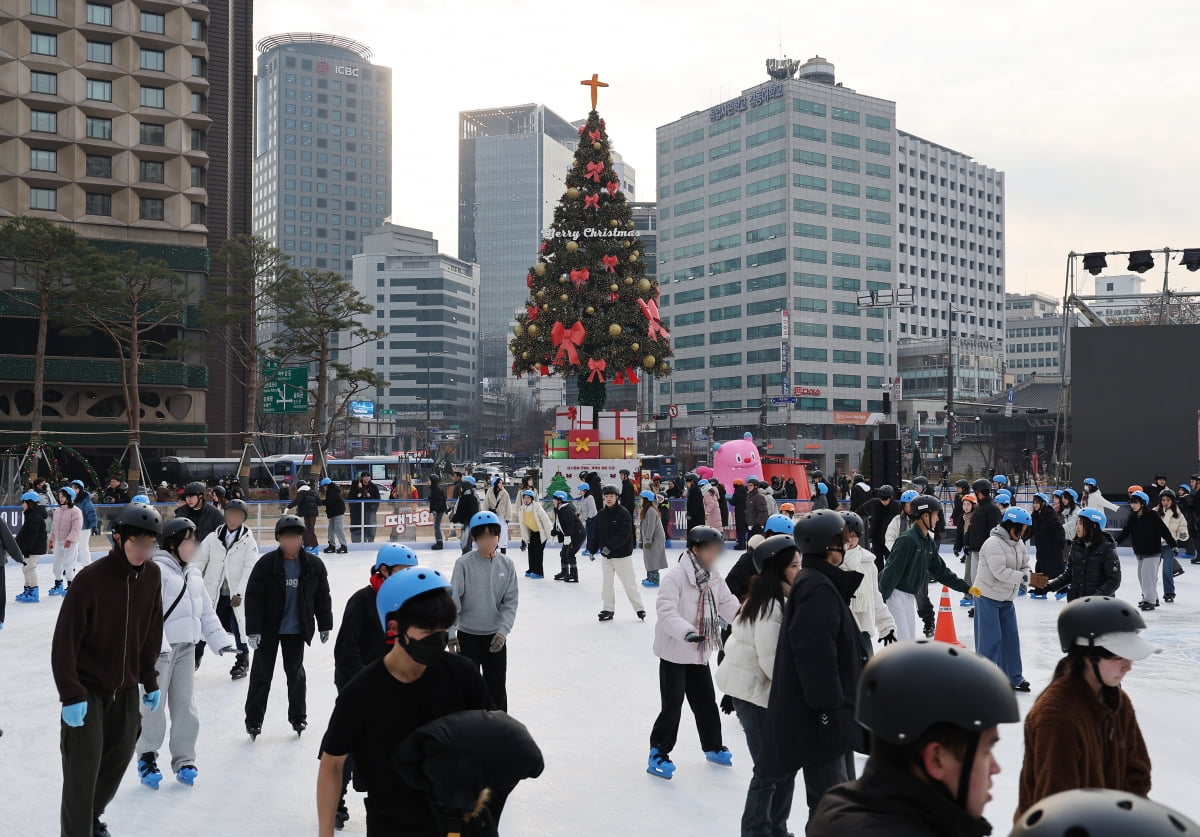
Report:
1046,534,1121,600
593,503,634,559
1116,509,1175,555
333,583,386,691
16,502,48,556
288,488,321,518
686,485,704,531
1030,505,1065,564
428,480,447,514
176,500,224,542
857,497,900,557
731,485,748,531
322,483,346,517
244,548,333,644
451,488,479,526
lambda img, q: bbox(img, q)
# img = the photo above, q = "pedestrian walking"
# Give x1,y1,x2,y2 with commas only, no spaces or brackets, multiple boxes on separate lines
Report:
639,491,668,587
450,476,480,554
14,491,48,603
517,489,553,579
450,511,519,711
427,474,447,550
194,499,259,681
594,484,645,622
1116,490,1177,611
319,478,348,554
974,508,1033,692
551,491,584,583
1155,488,1188,603
48,486,83,597
646,526,740,780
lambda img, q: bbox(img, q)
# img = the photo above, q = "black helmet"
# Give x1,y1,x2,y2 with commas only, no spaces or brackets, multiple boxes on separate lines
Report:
224,499,249,517
686,526,724,549
159,517,197,548
684,472,698,482
908,495,940,519
971,478,991,494
857,641,1019,745
751,535,796,574
912,476,929,487
275,514,306,538
212,485,227,498
1158,488,1177,501
601,483,620,496
1057,596,1147,654
840,511,865,537
113,502,163,537
955,478,971,490
792,509,846,554
811,470,823,479
184,481,206,497
1013,789,1200,837
877,484,895,500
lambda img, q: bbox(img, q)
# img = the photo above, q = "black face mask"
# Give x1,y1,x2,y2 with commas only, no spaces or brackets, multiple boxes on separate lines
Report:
400,631,449,666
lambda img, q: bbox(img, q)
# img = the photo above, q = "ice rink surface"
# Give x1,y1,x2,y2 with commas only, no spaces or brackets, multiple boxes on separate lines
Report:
2,543,1199,835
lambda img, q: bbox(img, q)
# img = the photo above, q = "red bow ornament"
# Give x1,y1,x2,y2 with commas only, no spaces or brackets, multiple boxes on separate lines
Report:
625,367,641,384
539,364,551,376
577,124,587,135
614,370,626,386
605,181,619,196
526,273,535,288
601,254,619,273
569,268,590,288
527,305,539,321
583,193,600,210
539,241,547,253
586,358,607,382
584,161,605,182
551,321,586,366
567,406,577,421
587,129,601,142
637,298,670,341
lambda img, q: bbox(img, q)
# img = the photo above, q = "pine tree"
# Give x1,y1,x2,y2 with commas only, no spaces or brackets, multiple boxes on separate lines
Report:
508,107,672,409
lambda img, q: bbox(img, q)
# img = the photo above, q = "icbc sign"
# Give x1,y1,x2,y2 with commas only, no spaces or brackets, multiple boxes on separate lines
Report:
335,65,360,77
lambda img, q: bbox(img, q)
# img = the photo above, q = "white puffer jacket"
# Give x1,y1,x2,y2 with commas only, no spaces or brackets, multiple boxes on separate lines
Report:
715,599,782,709
153,551,234,654
1158,508,1189,543
193,525,259,634
975,525,1031,602
841,544,897,639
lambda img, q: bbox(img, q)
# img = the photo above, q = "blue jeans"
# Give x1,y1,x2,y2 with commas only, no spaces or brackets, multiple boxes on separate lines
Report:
733,698,795,837
974,596,1024,686
432,510,444,544
1162,545,1177,596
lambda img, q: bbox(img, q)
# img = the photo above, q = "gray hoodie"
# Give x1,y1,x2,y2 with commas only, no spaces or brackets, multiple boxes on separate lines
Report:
450,549,519,637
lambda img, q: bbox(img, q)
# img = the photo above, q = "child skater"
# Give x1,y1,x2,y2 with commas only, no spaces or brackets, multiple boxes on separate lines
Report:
647,525,740,780
14,491,48,603
47,486,83,597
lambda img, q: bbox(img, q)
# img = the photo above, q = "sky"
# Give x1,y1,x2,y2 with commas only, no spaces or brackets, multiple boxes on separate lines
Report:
254,0,1200,299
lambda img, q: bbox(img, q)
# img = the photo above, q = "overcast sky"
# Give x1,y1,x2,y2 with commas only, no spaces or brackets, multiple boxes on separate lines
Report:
256,0,1200,299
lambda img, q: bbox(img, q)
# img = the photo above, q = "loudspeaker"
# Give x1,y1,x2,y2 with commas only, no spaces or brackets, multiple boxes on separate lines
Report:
871,438,902,489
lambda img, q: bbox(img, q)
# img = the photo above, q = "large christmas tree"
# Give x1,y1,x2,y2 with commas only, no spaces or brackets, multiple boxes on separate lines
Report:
509,75,672,409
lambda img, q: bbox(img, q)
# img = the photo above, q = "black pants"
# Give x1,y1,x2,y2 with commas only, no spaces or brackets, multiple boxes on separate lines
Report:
801,751,855,817
527,531,545,576
60,689,140,837
458,631,507,712
245,634,307,726
916,581,934,627
215,592,247,653
649,659,722,755
302,515,318,548
560,534,581,567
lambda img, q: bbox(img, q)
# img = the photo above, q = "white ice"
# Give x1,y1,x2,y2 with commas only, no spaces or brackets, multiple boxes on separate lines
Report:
2,542,1199,835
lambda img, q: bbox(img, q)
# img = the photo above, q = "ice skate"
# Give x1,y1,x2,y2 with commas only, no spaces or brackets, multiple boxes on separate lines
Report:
292,720,308,736
48,580,65,597
137,753,162,789
176,765,198,786
705,747,733,766
247,722,261,740
647,747,675,779
597,610,614,622
15,586,39,603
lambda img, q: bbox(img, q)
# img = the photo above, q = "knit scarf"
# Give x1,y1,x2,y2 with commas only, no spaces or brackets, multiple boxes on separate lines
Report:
691,554,720,650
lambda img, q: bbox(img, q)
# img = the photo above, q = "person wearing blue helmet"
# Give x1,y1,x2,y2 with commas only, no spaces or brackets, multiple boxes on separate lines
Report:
1057,488,1081,546
991,473,1009,492
1116,490,1177,611
14,490,49,603
578,482,598,557
517,489,553,579
451,511,519,710
551,491,584,583
809,480,831,511
318,567,492,836
1033,508,1121,602
449,475,480,554
48,485,83,596
1028,493,1065,600
1081,477,1118,515
638,490,668,587
975,507,1034,691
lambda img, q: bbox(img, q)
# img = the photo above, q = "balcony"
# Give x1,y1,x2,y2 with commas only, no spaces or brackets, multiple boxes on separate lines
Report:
0,358,208,388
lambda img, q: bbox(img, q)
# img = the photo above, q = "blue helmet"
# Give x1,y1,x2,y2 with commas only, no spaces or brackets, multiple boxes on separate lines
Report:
1083,477,1098,487
1130,490,1149,504
130,493,151,504
491,476,502,486
20,490,39,503
995,491,1013,504
1052,489,1064,498
521,489,537,499
1002,507,1032,527
1062,488,1079,503
993,474,1009,486
577,483,590,492
469,510,501,531
639,490,656,502
553,490,570,502
461,476,477,487
763,514,795,536
1033,493,1051,504
900,489,920,504
70,479,85,489
58,485,77,502
375,567,451,631
320,477,332,486
1078,507,1107,529
698,479,710,487
375,543,418,571
816,482,829,495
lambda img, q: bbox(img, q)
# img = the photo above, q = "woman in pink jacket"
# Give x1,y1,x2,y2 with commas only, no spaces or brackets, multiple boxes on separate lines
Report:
702,482,723,530
47,485,84,596
647,525,740,780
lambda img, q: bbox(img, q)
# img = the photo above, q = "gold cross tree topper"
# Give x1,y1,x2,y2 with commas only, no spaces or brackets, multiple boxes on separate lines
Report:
580,73,609,110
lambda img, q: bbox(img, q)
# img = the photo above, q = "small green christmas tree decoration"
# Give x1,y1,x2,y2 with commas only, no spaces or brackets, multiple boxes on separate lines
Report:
509,74,672,409
545,471,572,497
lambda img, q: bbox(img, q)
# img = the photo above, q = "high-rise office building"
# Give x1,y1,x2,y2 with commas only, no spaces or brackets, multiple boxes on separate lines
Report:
0,0,251,460
1004,292,1066,382
252,33,392,277
458,103,635,384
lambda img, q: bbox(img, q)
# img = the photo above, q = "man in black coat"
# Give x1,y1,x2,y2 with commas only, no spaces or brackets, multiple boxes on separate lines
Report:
731,481,749,548
449,477,480,554
175,481,224,542
856,486,899,565
346,472,382,543
428,475,447,550
618,469,637,516
684,473,704,533
761,509,866,821
287,484,322,552
849,476,872,515
244,515,333,737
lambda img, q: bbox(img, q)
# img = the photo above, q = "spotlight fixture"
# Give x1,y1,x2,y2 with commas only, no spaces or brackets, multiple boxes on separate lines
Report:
1127,250,1155,274
1081,252,1107,275
1181,249,1200,272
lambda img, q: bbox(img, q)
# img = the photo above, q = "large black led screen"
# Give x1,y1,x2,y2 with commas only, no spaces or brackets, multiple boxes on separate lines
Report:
1071,324,1200,488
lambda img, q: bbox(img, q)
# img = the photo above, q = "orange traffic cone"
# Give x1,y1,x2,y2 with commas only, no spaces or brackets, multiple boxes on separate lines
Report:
934,585,966,648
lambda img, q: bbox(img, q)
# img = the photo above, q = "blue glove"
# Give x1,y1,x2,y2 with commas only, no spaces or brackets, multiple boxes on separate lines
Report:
143,690,161,712
62,701,88,727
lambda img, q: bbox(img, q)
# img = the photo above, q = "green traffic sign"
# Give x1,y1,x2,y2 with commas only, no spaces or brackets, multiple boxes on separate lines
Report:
262,363,310,414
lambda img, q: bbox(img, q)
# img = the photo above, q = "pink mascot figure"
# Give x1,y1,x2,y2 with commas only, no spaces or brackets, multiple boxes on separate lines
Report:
710,433,765,487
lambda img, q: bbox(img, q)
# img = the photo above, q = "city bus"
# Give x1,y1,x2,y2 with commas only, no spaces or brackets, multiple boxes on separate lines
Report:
640,454,680,481
157,457,275,488
266,455,436,487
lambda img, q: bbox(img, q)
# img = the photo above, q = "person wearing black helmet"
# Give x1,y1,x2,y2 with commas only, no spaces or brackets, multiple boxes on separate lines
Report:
1145,472,1169,507
1016,596,1155,818
1013,788,1199,837
839,511,898,653
194,499,260,680
880,496,980,640
175,481,224,543
243,514,333,740
760,509,867,822
1154,488,1188,602
595,484,645,622
808,641,1020,836
854,485,900,568
646,526,740,779
52,502,166,837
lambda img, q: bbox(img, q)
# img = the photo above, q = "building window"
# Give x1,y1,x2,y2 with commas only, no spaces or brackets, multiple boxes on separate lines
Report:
794,174,827,192
793,98,826,117
796,347,827,363
833,351,861,364
30,32,57,55
794,150,827,167
86,154,112,177
29,148,56,171
86,116,112,139
831,180,860,197
795,322,826,337
29,187,57,211
30,109,57,133
190,165,205,187
139,11,165,33
831,156,860,173
793,124,826,142
139,197,165,221
190,129,207,151
794,272,827,288
191,93,206,114
794,248,827,264
139,123,165,145
747,298,785,316
140,86,164,107
190,202,206,224
865,114,891,130
865,139,890,155
710,329,742,345
86,79,112,101
831,132,860,149
139,159,165,183
30,70,57,94
86,3,111,24
30,0,57,16
833,399,862,411
831,106,860,124
139,49,165,71
191,56,207,77
191,19,206,41
85,192,112,215
86,40,112,63
795,223,827,240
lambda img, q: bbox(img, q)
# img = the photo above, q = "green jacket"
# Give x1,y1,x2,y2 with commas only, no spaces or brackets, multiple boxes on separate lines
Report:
879,525,969,599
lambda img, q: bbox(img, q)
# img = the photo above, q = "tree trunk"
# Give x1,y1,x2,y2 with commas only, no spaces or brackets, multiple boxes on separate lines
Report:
127,313,142,487
31,288,48,442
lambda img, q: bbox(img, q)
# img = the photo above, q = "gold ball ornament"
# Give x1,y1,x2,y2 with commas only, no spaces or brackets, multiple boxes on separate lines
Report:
565,240,579,253
631,342,640,352
585,306,595,315
626,220,635,229
527,324,539,337
608,324,621,336
536,289,546,299
629,254,638,263
558,274,568,284
638,278,652,292
521,351,529,359
632,251,640,258
609,219,619,228
592,141,602,150
643,355,656,369
610,283,620,292
566,187,579,199
624,277,634,285
513,324,524,337
623,240,631,248
560,294,569,302
534,263,546,277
